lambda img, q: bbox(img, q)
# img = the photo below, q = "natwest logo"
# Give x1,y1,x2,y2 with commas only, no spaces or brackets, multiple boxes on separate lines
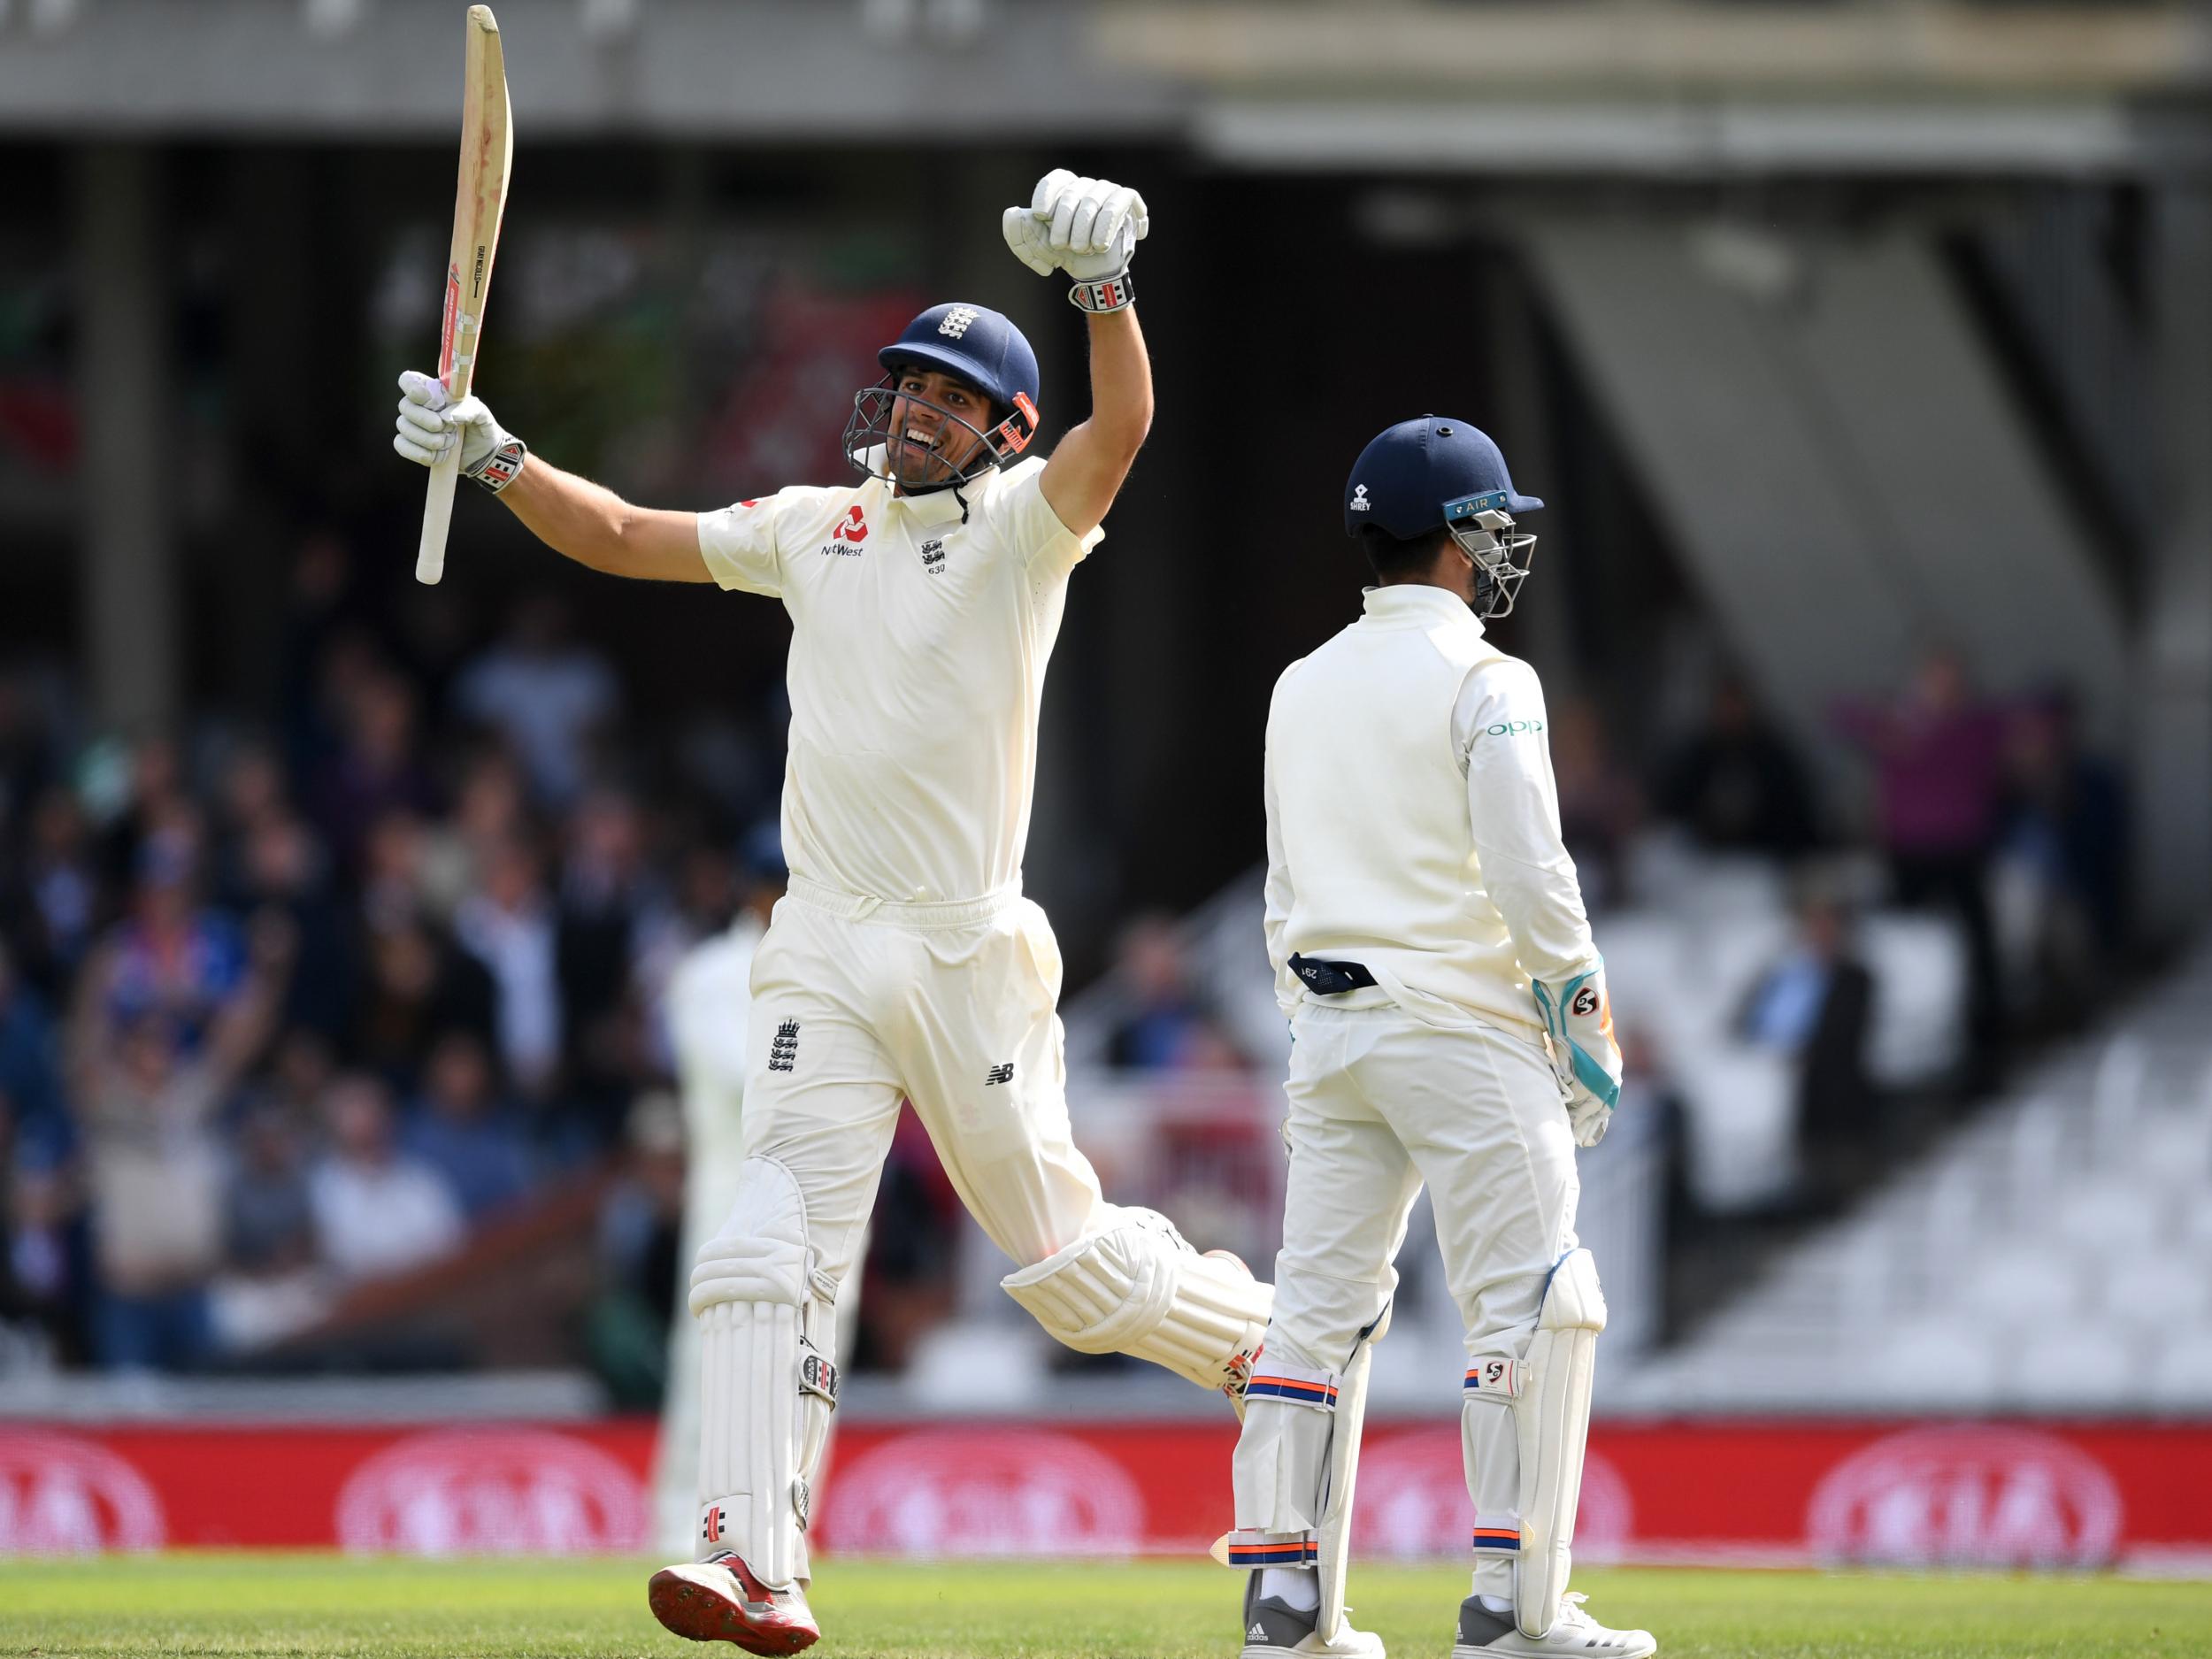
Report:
0,1431,165,1553
1352,1428,1630,1561
335,1428,648,1556
820,1428,1144,1556
1807,1425,2122,1568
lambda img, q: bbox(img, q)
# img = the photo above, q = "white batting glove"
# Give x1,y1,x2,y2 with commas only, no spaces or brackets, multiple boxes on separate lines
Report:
392,369,522,487
1532,963,1623,1148
1002,169,1148,281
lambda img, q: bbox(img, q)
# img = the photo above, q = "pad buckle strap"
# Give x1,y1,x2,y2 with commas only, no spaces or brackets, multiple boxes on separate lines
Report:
800,1348,839,1408
1069,270,1135,314
1243,1360,1342,1410
1463,1356,1521,1398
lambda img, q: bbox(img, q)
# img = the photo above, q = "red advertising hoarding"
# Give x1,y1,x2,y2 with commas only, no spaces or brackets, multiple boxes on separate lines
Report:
0,1417,2200,1571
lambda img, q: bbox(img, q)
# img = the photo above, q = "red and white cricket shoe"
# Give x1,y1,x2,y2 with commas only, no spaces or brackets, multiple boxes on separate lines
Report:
647,1551,819,1654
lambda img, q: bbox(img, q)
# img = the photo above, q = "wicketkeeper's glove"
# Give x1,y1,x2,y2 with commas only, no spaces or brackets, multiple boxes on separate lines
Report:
392,369,527,492
1532,962,1623,1148
1002,169,1148,314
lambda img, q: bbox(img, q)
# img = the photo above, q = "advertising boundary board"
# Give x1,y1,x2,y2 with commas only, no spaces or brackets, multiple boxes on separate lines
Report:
0,1417,2202,1572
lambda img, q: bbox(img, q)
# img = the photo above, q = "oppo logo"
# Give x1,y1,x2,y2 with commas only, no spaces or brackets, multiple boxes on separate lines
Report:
1807,1426,2122,1568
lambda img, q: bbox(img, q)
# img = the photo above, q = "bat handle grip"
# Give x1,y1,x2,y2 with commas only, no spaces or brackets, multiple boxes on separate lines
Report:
416,449,462,585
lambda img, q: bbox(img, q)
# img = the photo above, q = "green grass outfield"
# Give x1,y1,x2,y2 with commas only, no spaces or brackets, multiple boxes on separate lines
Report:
2,1555,2208,1659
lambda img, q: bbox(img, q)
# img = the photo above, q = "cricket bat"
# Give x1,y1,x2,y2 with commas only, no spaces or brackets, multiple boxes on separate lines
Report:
416,4,514,586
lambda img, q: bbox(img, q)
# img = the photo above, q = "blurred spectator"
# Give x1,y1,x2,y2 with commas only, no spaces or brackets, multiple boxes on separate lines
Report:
855,1106,961,1374
93,736,190,889
69,825,249,1067
1993,688,2130,1028
403,1029,535,1222
418,750,530,922
1549,696,1640,913
309,671,439,875
1740,890,1877,1211
234,810,353,1041
590,1092,686,1406
0,670,59,840
308,1073,465,1283
347,916,495,1093
0,942,68,1167
452,594,619,809
224,1099,318,1278
1656,677,1819,859
559,789,664,1100
455,836,564,1098
1106,913,1221,1071
2,787,104,1000
1834,648,2008,1083
3,1126,89,1365
73,913,290,1369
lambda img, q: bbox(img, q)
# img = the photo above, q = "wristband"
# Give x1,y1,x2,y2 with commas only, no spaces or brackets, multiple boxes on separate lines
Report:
469,435,528,493
1068,270,1135,314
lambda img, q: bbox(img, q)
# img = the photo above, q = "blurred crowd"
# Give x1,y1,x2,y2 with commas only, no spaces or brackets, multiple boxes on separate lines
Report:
0,518,2139,1383
0,541,793,1379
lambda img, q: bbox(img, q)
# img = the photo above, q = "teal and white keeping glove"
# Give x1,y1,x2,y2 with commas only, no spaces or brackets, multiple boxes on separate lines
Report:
392,370,527,492
1002,169,1148,314
1532,963,1622,1148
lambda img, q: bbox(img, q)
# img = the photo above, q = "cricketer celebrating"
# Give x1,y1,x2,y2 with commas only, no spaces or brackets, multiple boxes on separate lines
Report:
1224,419,1655,1659
394,171,1271,1655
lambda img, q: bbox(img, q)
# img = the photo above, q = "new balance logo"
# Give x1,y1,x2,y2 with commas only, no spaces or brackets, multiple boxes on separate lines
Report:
938,304,979,339
769,1020,800,1073
985,1063,1015,1086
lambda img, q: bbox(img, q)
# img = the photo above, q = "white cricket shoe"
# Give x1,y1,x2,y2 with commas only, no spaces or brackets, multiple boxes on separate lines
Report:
1451,1591,1655,1658
647,1550,818,1654
1239,1574,1385,1658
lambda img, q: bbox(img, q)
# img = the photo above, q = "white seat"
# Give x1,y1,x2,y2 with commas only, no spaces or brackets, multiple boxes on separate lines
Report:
2148,1333,2212,1410
1860,912,1969,1087
1960,1243,2083,1324
2094,1250,2208,1335
1869,1321,2000,1406
1670,1041,1799,1213
2054,1179,2175,1252
2002,1323,2143,1410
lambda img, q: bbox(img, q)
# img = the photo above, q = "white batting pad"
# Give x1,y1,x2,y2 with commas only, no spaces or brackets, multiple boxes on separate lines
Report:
1512,1248,1607,1637
690,1156,840,1591
1000,1206,1271,1391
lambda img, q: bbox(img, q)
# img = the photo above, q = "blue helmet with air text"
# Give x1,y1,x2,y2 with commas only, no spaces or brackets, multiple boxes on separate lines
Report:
843,303,1042,493
1345,416,1545,618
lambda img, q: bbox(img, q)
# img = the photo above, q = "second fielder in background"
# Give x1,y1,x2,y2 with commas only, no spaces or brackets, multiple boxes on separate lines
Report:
1225,418,1656,1659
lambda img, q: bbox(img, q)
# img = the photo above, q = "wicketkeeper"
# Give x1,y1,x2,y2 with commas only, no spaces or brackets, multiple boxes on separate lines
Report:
395,170,1270,1655
1225,418,1655,1659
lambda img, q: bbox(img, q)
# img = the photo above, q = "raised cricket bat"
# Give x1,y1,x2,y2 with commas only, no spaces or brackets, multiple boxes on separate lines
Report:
416,4,514,586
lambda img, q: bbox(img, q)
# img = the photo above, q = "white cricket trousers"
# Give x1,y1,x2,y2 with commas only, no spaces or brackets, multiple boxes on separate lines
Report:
1270,1002,1580,1369
737,877,1111,1292
1263,1001,1580,1597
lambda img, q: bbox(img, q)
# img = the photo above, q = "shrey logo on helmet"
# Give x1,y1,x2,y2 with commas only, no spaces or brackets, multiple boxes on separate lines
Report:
1806,1425,2123,1568
818,1428,1145,1556
1350,1428,1631,1561
1350,485,1371,512
0,1431,166,1554
335,1428,649,1556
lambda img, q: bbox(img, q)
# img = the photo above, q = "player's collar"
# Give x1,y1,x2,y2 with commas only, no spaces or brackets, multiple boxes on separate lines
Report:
1362,583,1484,632
893,482,970,528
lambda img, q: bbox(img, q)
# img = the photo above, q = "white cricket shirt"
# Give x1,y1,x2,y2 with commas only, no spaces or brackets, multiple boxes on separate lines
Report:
697,457,1102,905
1264,583,1600,1033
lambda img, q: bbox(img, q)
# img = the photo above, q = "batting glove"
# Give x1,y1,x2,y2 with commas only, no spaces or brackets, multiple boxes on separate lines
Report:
1003,170,1147,311
1532,963,1623,1148
392,370,526,490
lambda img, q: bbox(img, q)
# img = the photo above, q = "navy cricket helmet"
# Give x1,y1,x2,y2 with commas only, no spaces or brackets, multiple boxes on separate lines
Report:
1345,416,1545,618
843,303,1042,494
